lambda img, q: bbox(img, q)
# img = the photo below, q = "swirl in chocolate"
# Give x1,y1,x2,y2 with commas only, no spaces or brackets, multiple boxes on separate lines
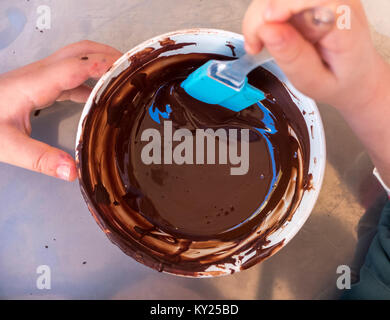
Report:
77,41,311,277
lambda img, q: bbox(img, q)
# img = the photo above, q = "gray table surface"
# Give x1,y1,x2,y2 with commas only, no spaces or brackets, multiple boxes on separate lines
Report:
1,0,390,300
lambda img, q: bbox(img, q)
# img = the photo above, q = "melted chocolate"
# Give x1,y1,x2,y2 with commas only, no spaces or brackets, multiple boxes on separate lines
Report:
77,41,311,276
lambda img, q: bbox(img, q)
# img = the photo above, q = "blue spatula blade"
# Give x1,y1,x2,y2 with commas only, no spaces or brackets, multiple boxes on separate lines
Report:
181,60,266,112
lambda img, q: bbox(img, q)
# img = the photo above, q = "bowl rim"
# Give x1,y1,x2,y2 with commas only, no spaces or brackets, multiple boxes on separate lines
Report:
75,28,327,278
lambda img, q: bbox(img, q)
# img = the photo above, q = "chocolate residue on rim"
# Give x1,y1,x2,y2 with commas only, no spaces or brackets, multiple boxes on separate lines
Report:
159,37,176,46
77,41,312,277
225,41,236,57
303,173,314,191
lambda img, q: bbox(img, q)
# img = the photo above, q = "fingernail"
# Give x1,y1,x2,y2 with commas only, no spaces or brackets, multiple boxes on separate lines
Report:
312,7,336,25
56,164,71,181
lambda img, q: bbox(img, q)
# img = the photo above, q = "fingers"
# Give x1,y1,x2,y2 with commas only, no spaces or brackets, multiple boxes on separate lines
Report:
46,40,122,63
263,0,332,22
242,0,373,104
13,52,118,109
0,40,123,181
3,40,122,79
0,125,77,181
242,0,346,54
258,22,336,99
56,84,92,103
242,0,268,54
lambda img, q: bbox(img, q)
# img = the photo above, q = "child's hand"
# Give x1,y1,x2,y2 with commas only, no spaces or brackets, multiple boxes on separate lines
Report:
0,40,122,181
242,0,390,111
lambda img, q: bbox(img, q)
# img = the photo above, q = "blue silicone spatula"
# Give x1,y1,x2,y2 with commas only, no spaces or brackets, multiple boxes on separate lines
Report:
182,50,272,112
181,7,335,112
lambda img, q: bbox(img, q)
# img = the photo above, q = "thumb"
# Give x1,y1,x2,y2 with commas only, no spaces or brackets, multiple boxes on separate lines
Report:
258,22,336,99
0,126,77,181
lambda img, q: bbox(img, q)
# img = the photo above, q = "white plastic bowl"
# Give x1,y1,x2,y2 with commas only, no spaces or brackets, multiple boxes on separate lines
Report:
76,29,326,276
